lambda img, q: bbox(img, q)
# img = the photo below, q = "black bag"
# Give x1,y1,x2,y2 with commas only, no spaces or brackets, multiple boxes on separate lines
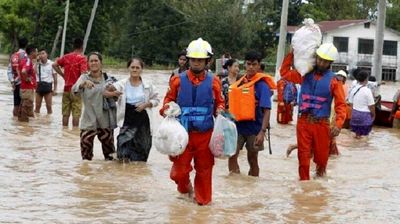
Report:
36,64,53,95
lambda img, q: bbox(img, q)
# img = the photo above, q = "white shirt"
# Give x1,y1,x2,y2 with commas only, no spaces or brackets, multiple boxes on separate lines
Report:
36,59,54,83
349,84,375,112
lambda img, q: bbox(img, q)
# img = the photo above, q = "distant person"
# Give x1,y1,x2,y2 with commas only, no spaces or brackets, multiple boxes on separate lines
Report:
276,78,297,124
35,49,57,114
220,59,240,109
72,52,117,160
170,50,187,80
391,89,400,129
348,70,375,139
19,45,37,122
53,38,88,127
7,37,28,117
105,57,159,162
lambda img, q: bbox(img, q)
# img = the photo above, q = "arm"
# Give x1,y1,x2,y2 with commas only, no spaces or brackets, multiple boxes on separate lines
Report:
280,52,303,84
255,83,272,146
71,75,89,94
52,60,64,78
212,76,225,114
148,83,160,108
330,79,347,136
7,63,13,83
52,72,58,93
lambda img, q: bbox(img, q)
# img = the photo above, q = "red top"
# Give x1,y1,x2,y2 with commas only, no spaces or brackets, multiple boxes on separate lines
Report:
20,58,37,90
160,69,225,116
56,52,87,91
280,52,347,128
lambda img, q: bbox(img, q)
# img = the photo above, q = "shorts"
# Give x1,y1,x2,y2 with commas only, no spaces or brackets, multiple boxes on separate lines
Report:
62,91,82,118
237,134,264,152
14,84,21,106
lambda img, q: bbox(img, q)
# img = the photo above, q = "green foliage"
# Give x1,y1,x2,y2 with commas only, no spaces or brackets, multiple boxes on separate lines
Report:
386,0,400,32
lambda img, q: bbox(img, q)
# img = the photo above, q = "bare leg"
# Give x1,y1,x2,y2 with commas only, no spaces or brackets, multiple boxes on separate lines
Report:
247,151,259,177
62,116,69,127
228,147,240,174
35,93,43,113
43,93,53,114
286,144,298,157
72,117,80,127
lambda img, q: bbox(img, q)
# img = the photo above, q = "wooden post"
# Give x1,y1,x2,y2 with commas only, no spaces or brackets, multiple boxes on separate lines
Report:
83,0,99,54
372,0,386,82
50,26,63,60
60,0,69,56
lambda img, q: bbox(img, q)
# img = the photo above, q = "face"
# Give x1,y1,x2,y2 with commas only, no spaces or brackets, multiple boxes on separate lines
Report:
316,56,332,72
178,55,187,67
245,60,260,76
39,50,48,62
189,58,207,74
129,59,143,77
88,54,102,73
228,62,240,76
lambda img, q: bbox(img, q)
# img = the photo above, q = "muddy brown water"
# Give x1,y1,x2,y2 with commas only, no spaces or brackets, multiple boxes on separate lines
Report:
0,65,399,223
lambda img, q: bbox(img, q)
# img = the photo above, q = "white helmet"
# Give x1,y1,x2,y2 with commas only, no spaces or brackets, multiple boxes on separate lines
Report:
336,70,347,78
316,43,338,61
186,38,213,59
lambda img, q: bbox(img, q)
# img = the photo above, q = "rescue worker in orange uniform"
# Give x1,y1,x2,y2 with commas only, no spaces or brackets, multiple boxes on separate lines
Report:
277,78,296,124
281,43,346,180
391,90,400,129
160,38,225,205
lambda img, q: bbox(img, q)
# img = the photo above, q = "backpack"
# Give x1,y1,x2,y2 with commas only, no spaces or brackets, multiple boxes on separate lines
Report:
283,81,297,104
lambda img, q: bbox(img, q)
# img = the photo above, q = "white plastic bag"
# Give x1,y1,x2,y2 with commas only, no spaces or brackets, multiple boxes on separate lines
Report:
209,114,238,159
291,18,322,76
154,116,188,156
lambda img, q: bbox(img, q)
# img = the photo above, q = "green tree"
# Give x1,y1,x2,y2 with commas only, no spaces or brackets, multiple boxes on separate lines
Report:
386,0,400,31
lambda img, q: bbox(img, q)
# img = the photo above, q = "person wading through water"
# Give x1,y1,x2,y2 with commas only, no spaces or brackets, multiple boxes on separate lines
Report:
282,43,346,180
160,38,225,205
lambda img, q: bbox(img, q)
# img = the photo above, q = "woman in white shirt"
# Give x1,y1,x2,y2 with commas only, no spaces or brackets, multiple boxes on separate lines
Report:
348,70,376,138
35,49,57,114
104,57,159,162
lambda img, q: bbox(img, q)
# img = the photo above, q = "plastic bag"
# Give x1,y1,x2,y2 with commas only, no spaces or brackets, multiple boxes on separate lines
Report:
154,116,188,156
291,18,322,76
209,114,238,159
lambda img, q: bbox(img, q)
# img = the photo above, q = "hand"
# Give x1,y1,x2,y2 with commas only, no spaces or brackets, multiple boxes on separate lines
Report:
216,107,224,115
330,126,341,137
254,131,264,147
52,91,57,96
110,91,122,97
26,77,32,83
135,102,149,112
84,80,95,89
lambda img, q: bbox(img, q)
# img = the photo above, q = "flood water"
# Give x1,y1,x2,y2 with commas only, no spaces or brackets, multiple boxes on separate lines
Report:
0,65,400,223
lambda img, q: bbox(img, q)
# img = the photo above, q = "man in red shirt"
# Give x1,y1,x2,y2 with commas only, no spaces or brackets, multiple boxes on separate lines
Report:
160,38,224,205
19,45,37,122
53,38,88,127
281,43,346,180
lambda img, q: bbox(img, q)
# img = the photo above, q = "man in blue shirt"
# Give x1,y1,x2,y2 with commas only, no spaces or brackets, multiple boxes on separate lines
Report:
228,50,274,177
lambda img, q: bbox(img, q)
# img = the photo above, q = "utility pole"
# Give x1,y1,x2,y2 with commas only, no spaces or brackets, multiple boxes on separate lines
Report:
83,0,99,54
372,0,386,83
274,0,289,82
50,26,63,60
60,0,70,56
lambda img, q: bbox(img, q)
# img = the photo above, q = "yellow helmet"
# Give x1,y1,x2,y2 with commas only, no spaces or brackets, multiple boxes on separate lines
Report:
316,43,338,61
186,38,212,59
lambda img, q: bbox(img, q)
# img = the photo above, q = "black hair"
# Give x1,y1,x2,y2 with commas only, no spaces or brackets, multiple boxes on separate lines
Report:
223,59,237,69
244,50,262,62
368,76,377,82
73,38,84,49
127,57,144,68
355,70,370,82
18,37,28,49
351,68,361,80
25,45,36,55
178,50,187,58
87,51,103,63
38,48,47,53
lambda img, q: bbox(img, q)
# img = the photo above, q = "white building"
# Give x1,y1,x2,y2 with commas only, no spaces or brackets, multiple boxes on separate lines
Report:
288,20,400,81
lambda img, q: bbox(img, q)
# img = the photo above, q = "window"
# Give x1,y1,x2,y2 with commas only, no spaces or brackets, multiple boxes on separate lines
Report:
333,37,349,52
382,68,396,81
383,40,398,56
332,64,347,72
364,22,370,29
358,39,374,54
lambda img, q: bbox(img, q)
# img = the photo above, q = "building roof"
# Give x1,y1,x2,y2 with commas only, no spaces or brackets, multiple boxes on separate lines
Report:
287,19,368,34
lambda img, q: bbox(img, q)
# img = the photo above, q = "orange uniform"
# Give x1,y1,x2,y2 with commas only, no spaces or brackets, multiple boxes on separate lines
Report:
276,79,294,124
160,70,224,205
281,52,346,180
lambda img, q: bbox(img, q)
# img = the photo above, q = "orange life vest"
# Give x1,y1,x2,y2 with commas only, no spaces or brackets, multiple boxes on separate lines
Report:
395,97,400,119
228,73,276,121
